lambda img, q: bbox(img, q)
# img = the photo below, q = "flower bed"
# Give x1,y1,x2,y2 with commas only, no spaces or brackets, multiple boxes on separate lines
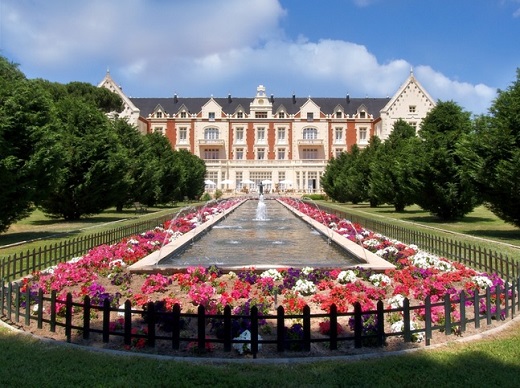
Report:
11,198,511,357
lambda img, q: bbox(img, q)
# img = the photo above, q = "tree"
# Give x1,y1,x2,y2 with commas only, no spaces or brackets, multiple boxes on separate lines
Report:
138,133,181,206
39,97,127,219
0,57,62,232
172,149,206,201
461,69,520,227
414,101,480,220
370,120,421,211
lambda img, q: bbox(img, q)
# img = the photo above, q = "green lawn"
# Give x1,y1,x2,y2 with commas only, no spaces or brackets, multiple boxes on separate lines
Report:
1,200,520,386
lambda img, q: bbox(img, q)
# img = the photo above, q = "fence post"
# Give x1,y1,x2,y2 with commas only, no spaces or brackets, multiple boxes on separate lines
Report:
223,305,232,352
474,290,480,329
495,285,502,321
14,282,20,323
403,298,411,342
147,301,156,348
443,294,451,335
303,305,311,351
125,300,132,346
37,289,44,330
198,305,206,353
172,303,181,350
65,293,73,343
251,305,259,358
103,298,111,343
459,291,466,333
50,290,56,332
83,296,91,340
485,287,492,325
24,285,31,326
376,300,385,347
277,305,285,352
354,302,362,348
329,303,338,351
424,295,431,346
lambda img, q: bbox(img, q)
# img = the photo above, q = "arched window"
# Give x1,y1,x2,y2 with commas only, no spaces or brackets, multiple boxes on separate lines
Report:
204,127,219,140
303,127,318,140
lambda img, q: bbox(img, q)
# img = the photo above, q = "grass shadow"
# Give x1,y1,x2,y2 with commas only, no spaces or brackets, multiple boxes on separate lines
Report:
0,230,80,249
468,229,520,242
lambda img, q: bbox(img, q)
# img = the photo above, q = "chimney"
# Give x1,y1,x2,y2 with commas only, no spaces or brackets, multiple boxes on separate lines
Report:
228,94,232,103
173,94,178,103
346,94,350,104
292,93,296,104
270,94,274,103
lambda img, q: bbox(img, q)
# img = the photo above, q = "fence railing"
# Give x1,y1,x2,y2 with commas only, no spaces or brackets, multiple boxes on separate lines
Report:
1,279,518,357
315,203,520,283
0,213,178,282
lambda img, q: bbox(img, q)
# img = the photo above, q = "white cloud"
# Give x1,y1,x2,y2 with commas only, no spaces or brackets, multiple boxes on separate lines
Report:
2,0,497,114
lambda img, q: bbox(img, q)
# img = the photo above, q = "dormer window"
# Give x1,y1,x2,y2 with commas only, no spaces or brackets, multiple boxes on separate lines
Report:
180,111,187,118
208,112,215,121
156,112,163,118
255,112,267,118
278,112,285,119
237,111,243,118
336,111,342,118
409,105,416,113
359,111,366,119
307,112,314,122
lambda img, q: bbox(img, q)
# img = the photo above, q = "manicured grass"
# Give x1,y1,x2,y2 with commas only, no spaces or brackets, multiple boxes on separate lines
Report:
1,320,520,387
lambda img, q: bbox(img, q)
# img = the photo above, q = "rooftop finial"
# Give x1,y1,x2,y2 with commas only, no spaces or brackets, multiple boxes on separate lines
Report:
410,66,414,75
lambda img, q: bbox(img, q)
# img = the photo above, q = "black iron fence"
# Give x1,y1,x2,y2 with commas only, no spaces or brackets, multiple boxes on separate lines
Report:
316,203,520,283
1,278,518,357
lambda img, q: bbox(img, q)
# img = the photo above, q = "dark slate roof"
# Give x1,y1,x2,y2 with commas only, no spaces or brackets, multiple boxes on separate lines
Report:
129,96,390,118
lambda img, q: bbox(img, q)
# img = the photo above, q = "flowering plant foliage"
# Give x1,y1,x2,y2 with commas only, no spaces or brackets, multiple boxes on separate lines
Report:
18,197,509,355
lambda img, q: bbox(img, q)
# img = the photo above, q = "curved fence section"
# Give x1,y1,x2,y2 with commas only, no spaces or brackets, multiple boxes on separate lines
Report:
1,279,518,357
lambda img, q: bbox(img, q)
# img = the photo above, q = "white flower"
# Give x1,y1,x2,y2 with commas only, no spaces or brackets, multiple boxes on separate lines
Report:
293,279,317,296
109,259,126,268
369,273,392,287
260,269,283,281
410,251,455,272
301,266,314,275
388,294,405,308
228,271,237,279
232,330,263,354
128,238,139,245
68,256,83,264
337,270,358,284
363,239,380,248
391,319,424,343
472,275,493,289
117,304,126,316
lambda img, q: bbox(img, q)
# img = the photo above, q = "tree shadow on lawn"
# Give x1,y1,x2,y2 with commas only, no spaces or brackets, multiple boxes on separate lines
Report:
0,230,78,248
467,229,520,242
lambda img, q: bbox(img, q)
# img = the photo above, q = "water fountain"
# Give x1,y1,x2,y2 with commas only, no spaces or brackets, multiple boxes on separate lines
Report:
255,194,267,221
129,197,395,273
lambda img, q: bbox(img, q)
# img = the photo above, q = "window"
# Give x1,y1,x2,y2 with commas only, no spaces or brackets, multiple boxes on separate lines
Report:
277,148,286,160
179,127,187,143
255,111,267,118
359,111,366,119
335,127,343,143
277,127,286,143
256,127,266,143
307,112,314,121
204,127,219,140
153,127,164,135
208,112,215,121
180,111,187,118
408,121,417,129
235,127,244,143
302,148,318,159
235,148,244,160
257,148,265,160
204,148,219,159
236,111,243,118
303,128,318,140
359,127,367,143
156,112,162,118
336,111,342,118
278,112,285,119
335,149,344,158
409,105,416,113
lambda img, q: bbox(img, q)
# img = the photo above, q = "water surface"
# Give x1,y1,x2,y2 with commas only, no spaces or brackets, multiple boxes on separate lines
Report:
157,199,363,268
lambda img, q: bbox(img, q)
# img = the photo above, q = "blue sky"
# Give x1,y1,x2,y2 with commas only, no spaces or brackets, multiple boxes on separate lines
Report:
1,0,519,115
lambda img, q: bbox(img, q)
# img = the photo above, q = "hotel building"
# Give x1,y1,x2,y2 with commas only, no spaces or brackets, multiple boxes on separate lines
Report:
100,71,435,193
